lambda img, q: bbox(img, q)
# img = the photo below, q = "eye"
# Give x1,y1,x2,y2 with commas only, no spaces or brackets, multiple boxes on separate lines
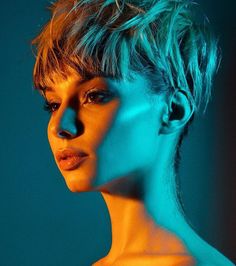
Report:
84,88,113,104
43,100,60,113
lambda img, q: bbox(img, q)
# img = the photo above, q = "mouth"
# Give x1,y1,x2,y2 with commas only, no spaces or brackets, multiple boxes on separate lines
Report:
56,148,88,171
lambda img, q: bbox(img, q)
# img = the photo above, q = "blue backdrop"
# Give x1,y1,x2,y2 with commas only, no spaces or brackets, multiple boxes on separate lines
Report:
0,0,235,265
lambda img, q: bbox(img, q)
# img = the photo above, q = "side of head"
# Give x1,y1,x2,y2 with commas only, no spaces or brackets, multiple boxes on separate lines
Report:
32,0,220,192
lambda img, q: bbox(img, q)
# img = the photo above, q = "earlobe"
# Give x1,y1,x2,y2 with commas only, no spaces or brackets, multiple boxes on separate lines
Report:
160,88,194,135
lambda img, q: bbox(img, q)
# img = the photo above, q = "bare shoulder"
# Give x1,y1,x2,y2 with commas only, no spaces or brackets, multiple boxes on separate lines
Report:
197,259,235,266
194,243,235,266
112,253,196,266
197,256,235,266
112,254,235,266
94,252,235,266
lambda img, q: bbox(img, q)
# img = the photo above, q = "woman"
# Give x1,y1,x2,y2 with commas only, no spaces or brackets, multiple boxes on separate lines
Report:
32,0,234,265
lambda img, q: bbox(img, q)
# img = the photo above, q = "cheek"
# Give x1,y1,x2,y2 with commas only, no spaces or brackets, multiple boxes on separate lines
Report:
95,106,158,184
47,119,57,152
47,120,53,149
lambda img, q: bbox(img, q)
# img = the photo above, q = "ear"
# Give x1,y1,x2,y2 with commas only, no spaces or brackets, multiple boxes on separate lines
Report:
160,88,194,135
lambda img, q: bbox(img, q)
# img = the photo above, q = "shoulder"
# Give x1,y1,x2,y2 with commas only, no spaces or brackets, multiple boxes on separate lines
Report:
112,253,196,266
97,252,235,266
193,243,235,266
179,226,235,266
196,256,235,266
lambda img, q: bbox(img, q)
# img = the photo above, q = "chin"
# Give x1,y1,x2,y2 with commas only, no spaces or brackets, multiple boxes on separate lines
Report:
63,174,94,193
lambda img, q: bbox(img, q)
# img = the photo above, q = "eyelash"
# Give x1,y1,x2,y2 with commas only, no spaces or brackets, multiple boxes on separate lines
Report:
84,88,112,104
43,101,60,114
43,88,112,114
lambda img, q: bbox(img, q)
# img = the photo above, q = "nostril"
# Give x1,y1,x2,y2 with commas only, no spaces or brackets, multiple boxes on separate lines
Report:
53,115,84,139
57,130,73,138
55,108,80,139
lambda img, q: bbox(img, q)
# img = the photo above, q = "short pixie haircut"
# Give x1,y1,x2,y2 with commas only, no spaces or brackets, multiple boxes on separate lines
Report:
32,0,220,172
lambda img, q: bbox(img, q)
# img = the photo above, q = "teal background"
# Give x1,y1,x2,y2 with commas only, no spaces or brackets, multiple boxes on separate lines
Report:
0,0,235,265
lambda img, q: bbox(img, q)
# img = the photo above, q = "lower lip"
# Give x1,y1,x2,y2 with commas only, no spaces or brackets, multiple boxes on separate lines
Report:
58,156,87,171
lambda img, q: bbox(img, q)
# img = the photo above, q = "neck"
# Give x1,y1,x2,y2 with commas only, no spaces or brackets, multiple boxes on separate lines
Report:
95,139,196,264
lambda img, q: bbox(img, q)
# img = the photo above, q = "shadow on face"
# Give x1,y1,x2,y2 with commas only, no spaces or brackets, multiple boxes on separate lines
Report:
43,69,165,193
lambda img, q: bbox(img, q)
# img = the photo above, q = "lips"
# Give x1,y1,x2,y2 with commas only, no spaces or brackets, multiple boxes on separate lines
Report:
55,148,88,171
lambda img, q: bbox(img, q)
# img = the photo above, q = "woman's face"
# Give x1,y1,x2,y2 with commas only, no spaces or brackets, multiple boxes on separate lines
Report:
44,69,165,193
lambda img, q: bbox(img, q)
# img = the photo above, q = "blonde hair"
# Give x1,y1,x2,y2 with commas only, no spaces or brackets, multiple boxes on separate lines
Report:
32,0,220,211
32,0,220,113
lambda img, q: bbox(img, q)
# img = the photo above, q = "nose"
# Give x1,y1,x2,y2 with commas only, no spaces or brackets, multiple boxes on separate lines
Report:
53,107,84,139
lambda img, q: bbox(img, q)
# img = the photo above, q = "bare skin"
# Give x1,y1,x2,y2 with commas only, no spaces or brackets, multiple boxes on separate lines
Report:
43,68,234,266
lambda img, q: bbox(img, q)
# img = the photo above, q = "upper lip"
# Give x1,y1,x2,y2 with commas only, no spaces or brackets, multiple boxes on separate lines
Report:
55,148,88,162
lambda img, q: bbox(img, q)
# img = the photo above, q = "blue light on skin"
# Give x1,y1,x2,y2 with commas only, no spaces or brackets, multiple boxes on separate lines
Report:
43,68,234,266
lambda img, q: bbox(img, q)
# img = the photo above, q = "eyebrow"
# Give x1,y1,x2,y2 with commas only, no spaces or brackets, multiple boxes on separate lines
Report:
40,76,95,95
